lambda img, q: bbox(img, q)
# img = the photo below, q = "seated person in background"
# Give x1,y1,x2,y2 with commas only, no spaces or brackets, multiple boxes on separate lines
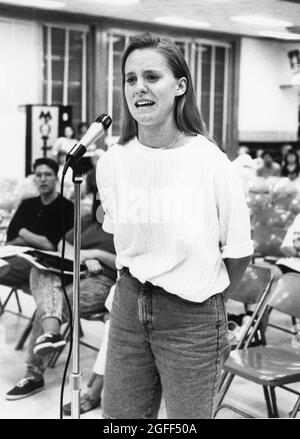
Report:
63,284,115,416
0,157,74,291
56,150,74,199
280,143,293,167
276,213,300,274
256,151,281,178
232,145,256,194
252,148,264,170
51,125,77,158
233,145,254,168
281,149,300,181
78,121,88,137
5,214,116,400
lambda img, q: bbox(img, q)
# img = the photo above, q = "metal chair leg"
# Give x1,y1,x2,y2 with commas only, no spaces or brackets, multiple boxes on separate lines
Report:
269,387,279,418
289,395,300,418
79,320,84,338
263,386,275,418
15,310,36,350
0,288,15,315
214,372,235,416
0,288,24,315
14,289,23,313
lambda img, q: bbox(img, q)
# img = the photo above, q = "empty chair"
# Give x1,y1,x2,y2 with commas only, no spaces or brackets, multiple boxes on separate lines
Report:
215,272,300,418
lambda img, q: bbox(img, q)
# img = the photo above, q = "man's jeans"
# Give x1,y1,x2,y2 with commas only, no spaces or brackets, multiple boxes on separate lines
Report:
102,268,230,419
25,267,115,377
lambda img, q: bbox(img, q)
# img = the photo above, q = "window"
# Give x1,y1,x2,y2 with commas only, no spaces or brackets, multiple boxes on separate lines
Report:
43,24,88,132
106,30,231,149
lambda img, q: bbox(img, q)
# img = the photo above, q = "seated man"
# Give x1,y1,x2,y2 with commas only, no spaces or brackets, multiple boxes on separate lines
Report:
5,216,116,400
256,151,281,178
0,157,74,291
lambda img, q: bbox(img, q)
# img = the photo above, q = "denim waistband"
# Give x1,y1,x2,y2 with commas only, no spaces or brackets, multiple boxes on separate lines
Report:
118,266,222,305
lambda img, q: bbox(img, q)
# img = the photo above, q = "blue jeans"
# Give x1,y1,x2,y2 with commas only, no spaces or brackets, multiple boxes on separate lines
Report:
102,268,230,419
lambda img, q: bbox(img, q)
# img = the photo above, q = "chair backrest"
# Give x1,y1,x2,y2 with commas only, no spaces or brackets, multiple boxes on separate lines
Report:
229,264,273,305
266,208,295,229
252,225,286,257
268,273,300,319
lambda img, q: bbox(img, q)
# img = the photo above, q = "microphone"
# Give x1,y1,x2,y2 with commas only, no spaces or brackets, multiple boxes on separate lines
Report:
63,114,112,173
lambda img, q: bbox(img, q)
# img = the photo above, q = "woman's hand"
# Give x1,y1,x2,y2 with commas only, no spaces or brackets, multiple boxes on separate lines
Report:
84,258,103,274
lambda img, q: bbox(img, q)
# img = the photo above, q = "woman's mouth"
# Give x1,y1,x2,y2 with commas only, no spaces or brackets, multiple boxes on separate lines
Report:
135,100,155,108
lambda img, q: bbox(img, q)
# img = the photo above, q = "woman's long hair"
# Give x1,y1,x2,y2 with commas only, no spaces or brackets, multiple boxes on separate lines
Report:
118,32,209,145
281,149,300,180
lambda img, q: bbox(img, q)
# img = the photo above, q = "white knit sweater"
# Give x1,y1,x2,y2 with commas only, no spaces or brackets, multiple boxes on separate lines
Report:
96,135,253,302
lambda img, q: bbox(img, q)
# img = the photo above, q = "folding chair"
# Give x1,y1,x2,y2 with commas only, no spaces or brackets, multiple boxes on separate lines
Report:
0,287,24,316
0,285,37,350
215,272,300,418
251,225,286,264
226,264,274,350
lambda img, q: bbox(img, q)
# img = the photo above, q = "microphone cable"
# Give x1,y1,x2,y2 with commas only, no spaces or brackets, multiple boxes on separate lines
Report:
58,171,74,420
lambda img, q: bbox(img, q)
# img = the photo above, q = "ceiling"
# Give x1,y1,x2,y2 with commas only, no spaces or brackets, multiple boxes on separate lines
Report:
2,0,300,40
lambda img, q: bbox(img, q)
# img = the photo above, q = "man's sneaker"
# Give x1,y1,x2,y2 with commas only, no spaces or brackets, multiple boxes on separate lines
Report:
33,333,67,356
6,376,44,400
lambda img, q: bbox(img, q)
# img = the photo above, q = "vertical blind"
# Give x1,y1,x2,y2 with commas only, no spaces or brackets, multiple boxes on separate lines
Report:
43,24,88,131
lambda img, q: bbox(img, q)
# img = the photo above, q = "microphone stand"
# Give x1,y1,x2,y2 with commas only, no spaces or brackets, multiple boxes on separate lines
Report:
62,114,112,419
70,163,83,419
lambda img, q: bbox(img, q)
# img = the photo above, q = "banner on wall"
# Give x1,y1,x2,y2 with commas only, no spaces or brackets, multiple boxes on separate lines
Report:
24,104,72,175
288,50,300,87
31,105,59,159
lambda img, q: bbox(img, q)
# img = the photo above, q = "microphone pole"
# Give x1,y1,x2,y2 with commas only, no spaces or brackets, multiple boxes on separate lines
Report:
62,114,111,419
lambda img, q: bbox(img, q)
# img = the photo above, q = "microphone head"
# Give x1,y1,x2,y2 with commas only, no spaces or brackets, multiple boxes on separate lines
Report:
95,114,112,130
80,114,112,148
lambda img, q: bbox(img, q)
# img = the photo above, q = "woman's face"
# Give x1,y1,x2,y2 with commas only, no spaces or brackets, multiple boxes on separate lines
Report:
287,153,296,164
64,126,74,138
124,48,186,129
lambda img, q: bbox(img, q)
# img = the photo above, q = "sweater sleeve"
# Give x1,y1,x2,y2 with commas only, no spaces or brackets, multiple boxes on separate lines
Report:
43,198,74,247
214,155,254,259
6,200,27,242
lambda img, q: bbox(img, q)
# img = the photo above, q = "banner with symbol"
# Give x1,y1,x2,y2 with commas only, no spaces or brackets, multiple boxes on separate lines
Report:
31,105,59,160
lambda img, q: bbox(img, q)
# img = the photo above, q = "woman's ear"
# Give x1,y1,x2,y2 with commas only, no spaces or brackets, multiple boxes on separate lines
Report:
175,77,187,96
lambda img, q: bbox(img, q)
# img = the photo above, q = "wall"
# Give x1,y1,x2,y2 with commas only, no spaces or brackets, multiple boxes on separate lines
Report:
238,37,299,143
0,18,42,181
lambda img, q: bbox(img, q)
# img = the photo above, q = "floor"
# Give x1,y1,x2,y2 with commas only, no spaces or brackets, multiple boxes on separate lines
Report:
0,286,299,420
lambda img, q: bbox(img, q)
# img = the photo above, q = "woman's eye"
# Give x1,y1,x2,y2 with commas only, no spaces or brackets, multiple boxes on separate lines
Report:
126,76,136,84
146,74,159,82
